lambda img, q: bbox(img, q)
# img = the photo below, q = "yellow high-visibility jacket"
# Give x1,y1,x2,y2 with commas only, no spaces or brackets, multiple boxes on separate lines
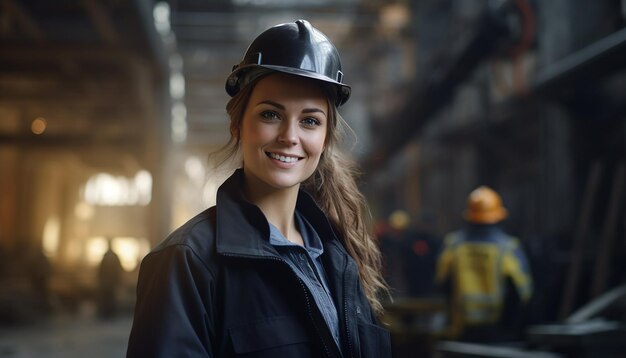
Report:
436,226,533,336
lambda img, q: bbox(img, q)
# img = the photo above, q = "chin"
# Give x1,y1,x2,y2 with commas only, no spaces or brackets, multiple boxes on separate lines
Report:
263,168,319,189
263,175,303,190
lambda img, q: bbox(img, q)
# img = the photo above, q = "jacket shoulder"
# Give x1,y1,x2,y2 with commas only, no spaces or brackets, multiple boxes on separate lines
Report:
150,206,217,269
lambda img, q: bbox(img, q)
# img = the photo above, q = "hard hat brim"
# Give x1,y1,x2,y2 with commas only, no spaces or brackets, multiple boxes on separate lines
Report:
226,64,351,107
463,208,508,224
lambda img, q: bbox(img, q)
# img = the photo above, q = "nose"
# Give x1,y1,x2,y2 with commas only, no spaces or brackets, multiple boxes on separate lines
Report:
277,119,298,146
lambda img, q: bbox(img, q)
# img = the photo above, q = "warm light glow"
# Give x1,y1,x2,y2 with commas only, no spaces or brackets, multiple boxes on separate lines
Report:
42,217,60,258
74,201,95,220
85,237,108,266
202,168,233,208
31,117,47,135
380,4,410,34
85,236,150,271
83,170,152,206
114,237,151,272
203,180,219,208
65,240,82,263
185,156,205,184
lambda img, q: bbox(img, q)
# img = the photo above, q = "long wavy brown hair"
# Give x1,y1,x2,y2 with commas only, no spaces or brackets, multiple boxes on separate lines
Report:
218,73,387,315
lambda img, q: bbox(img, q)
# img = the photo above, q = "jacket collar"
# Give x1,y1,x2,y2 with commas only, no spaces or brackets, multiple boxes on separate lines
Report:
215,168,340,258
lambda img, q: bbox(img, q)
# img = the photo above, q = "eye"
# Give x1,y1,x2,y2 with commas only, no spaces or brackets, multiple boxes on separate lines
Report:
260,110,280,121
301,117,321,128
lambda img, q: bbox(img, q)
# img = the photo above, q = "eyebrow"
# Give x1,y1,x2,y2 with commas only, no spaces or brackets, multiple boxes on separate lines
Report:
257,100,327,117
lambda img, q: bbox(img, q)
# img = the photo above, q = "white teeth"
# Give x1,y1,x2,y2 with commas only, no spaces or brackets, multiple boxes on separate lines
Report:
269,152,298,163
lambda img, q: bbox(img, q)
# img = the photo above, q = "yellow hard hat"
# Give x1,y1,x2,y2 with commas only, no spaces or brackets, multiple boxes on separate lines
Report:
389,210,410,230
463,186,508,224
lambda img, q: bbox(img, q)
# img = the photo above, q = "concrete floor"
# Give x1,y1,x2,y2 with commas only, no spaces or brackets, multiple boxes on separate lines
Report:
0,309,132,358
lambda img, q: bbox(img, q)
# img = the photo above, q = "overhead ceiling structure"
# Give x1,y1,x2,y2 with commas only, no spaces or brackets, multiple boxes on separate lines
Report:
0,0,390,165
0,0,166,171
0,0,169,250
0,0,400,246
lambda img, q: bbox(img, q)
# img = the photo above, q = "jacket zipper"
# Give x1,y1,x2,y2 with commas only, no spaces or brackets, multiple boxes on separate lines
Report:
222,253,334,358
343,259,354,358
296,268,333,358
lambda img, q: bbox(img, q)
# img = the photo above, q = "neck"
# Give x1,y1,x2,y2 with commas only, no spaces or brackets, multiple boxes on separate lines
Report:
243,171,301,244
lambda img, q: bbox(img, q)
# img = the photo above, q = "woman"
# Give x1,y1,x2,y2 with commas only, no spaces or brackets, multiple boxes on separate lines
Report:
127,20,391,358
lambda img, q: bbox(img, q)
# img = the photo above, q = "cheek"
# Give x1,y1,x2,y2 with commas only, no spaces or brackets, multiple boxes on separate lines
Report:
242,120,274,145
317,129,329,152
308,132,327,156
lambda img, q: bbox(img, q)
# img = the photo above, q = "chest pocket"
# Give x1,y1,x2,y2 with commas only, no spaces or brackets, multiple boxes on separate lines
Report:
357,321,392,358
229,316,312,357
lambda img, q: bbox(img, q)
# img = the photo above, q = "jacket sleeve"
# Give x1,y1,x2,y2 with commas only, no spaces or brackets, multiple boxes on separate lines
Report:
126,244,216,358
435,234,456,285
502,239,533,303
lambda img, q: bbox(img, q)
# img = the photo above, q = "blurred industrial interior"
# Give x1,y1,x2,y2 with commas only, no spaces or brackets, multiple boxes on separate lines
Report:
1,0,626,357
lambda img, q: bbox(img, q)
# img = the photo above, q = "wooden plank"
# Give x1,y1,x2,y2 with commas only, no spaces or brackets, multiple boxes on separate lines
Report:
591,162,625,297
559,161,603,319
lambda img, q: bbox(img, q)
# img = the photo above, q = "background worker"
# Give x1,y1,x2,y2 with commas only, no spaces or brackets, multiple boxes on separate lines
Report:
98,238,123,319
378,210,412,297
435,186,533,342
379,210,440,299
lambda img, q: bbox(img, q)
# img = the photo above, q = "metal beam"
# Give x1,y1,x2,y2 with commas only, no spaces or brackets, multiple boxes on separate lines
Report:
129,0,169,80
531,25,626,95
368,8,626,170
171,10,377,27
0,44,147,62
80,0,120,45
0,133,144,149
0,0,45,41
368,10,510,167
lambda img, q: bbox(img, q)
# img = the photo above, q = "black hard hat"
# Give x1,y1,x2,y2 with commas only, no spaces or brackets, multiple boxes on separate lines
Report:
225,19,351,107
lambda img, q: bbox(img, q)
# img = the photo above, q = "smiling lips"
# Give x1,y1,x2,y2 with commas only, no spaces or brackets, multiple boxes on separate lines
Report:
266,152,302,164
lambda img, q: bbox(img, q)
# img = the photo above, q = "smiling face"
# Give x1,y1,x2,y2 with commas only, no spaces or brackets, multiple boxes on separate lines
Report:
239,72,329,194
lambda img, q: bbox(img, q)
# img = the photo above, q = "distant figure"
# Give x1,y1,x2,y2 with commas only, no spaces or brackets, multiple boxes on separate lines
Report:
403,211,441,297
378,210,412,297
26,242,53,314
98,238,123,319
379,210,441,298
436,186,533,342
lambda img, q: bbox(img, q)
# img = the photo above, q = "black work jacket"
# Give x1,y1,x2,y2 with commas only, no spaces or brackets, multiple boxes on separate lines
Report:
126,169,391,358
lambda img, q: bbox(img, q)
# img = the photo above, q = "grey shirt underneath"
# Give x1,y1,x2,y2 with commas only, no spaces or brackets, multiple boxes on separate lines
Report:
268,211,342,351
